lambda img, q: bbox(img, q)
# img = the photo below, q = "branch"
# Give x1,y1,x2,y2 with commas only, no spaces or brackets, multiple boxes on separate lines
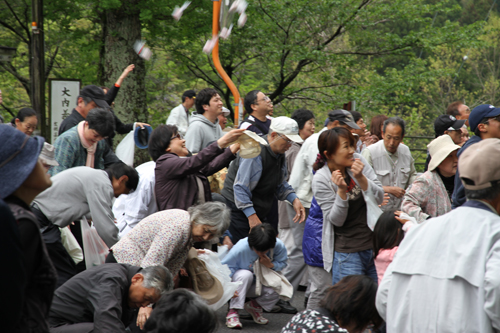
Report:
4,0,31,40
258,0,287,34
1,103,16,118
0,19,29,43
45,46,59,80
0,62,30,94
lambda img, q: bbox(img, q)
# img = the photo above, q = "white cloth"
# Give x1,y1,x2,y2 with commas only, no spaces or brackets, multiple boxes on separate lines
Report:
376,204,500,333
312,154,384,273
113,161,157,238
229,269,280,311
288,127,328,208
166,104,190,136
254,253,293,301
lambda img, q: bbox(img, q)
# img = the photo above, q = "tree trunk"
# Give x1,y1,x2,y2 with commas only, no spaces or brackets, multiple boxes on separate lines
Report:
102,0,149,163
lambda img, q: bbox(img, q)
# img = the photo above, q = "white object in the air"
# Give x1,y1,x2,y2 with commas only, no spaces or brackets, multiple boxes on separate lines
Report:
203,36,219,54
463,55,468,61
172,1,191,21
134,41,152,61
238,12,247,27
230,0,248,14
220,25,233,39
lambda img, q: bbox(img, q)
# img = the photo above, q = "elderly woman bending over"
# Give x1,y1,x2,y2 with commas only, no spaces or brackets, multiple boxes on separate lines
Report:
107,201,230,276
401,135,460,223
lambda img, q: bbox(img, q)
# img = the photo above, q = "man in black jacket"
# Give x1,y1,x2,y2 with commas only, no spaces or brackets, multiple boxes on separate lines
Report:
49,264,172,333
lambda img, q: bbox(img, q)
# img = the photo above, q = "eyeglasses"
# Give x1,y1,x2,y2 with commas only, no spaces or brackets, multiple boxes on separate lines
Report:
485,115,500,124
277,133,292,145
171,133,183,140
255,96,271,103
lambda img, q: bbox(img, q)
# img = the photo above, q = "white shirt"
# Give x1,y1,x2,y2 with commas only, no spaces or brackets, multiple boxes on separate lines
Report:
113,161,157,238
288,127,328,208
376,202,500,333
166,104,190,136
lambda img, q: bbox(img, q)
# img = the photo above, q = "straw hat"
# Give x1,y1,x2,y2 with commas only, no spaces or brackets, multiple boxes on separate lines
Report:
186,248,224,305
427,134,461,172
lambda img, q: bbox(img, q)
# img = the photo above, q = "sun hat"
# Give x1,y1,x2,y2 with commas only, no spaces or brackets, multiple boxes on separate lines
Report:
134,125,153,149
269,117,303,143
80,85,109,109
327,110,361,130
468,104,500,132
39,142,59,166
0,125,44,199
232,130,268,159
427,134,461,172
433,114,466,137
459,138,500,190
186,248,224,305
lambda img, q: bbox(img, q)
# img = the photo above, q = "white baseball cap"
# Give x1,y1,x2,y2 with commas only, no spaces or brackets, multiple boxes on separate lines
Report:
222,107,230,116
270,116,303,143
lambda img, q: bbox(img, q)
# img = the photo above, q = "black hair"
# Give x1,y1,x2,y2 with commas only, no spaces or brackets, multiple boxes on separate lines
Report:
248,223,277,252
195,88,219,114
465,181,500,201
349,110,362,123
244,90,260,114
447,101,464,117
313,127,356,171
320,275,383,331
372,211,405,258
291,108,315,130
148,125,178,162
105,162,139,191
474,117,490,137
86,108,115,137
144,289,217,333
11,107,37,125
77,95,92,106
182,90,196,103
383,117,405,137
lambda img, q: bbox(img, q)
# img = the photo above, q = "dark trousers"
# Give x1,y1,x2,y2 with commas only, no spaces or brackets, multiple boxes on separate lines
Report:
224,198,269,244
32,206,77,288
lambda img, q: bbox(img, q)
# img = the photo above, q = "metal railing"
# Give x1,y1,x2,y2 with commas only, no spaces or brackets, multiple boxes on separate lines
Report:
404,136,434,170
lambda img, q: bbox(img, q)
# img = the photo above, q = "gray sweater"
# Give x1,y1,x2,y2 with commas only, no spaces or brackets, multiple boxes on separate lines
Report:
34,167,119,247
184,113,223,153
311,153,384,272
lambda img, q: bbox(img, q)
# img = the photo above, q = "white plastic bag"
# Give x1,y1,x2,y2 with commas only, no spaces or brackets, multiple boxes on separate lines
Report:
363,189,383,231
80,217,109,269
197,250,242,311
115,128,135,166
60,227,84,264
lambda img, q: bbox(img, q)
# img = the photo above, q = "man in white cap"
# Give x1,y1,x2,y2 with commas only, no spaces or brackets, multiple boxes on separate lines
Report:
221,116,306,245
218,106,231,131
376,138,500,332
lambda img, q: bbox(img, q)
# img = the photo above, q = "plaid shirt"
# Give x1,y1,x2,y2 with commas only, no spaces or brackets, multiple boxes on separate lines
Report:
49,126,107,176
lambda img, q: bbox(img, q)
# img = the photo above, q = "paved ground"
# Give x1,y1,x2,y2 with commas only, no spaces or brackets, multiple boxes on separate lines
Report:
215,289,306,332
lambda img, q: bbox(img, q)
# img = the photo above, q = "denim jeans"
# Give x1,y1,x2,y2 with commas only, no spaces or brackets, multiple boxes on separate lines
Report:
331,249,378,285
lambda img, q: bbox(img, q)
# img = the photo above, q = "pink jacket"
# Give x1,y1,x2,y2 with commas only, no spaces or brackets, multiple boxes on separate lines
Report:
401,170,451,223
375,247,398,284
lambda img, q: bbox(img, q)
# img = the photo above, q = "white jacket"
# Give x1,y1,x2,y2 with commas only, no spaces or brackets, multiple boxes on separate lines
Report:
166,104,190,136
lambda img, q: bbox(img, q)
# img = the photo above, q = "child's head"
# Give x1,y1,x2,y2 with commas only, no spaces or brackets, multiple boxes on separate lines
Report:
248,224,277,255
373,211,404,258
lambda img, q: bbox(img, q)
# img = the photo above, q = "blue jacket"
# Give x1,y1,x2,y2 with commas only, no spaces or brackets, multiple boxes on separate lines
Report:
451,135,482,209
302,196,324,267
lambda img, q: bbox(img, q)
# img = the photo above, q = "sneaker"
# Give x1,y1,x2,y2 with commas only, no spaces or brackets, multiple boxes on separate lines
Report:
263,304,281,313
244,300,269,325
276,299,298,314
226,309,242,329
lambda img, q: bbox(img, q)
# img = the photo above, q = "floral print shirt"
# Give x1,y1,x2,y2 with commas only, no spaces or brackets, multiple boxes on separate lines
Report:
111,209,192,276
282,309,348,333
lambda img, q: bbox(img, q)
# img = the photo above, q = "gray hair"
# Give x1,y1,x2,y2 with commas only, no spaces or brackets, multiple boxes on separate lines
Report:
465,181,500,201
141,265,173,296
188,201,230,238
383,117,406,136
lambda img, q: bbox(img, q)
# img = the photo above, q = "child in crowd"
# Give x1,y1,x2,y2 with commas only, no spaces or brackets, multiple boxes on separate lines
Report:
222,224,288,329
373,211,415,284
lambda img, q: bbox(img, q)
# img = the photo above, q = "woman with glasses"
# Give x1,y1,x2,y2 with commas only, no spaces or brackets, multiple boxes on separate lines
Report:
10,108,38,136
152,124,244,211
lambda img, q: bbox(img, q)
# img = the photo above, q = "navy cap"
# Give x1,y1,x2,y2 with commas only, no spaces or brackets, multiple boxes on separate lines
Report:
134,125,153,149
469,104,500,132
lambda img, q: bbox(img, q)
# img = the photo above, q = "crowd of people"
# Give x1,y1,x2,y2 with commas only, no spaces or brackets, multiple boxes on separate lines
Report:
2,77,500,333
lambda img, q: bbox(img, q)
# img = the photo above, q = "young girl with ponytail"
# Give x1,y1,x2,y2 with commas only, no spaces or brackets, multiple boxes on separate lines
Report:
311,127,384,285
